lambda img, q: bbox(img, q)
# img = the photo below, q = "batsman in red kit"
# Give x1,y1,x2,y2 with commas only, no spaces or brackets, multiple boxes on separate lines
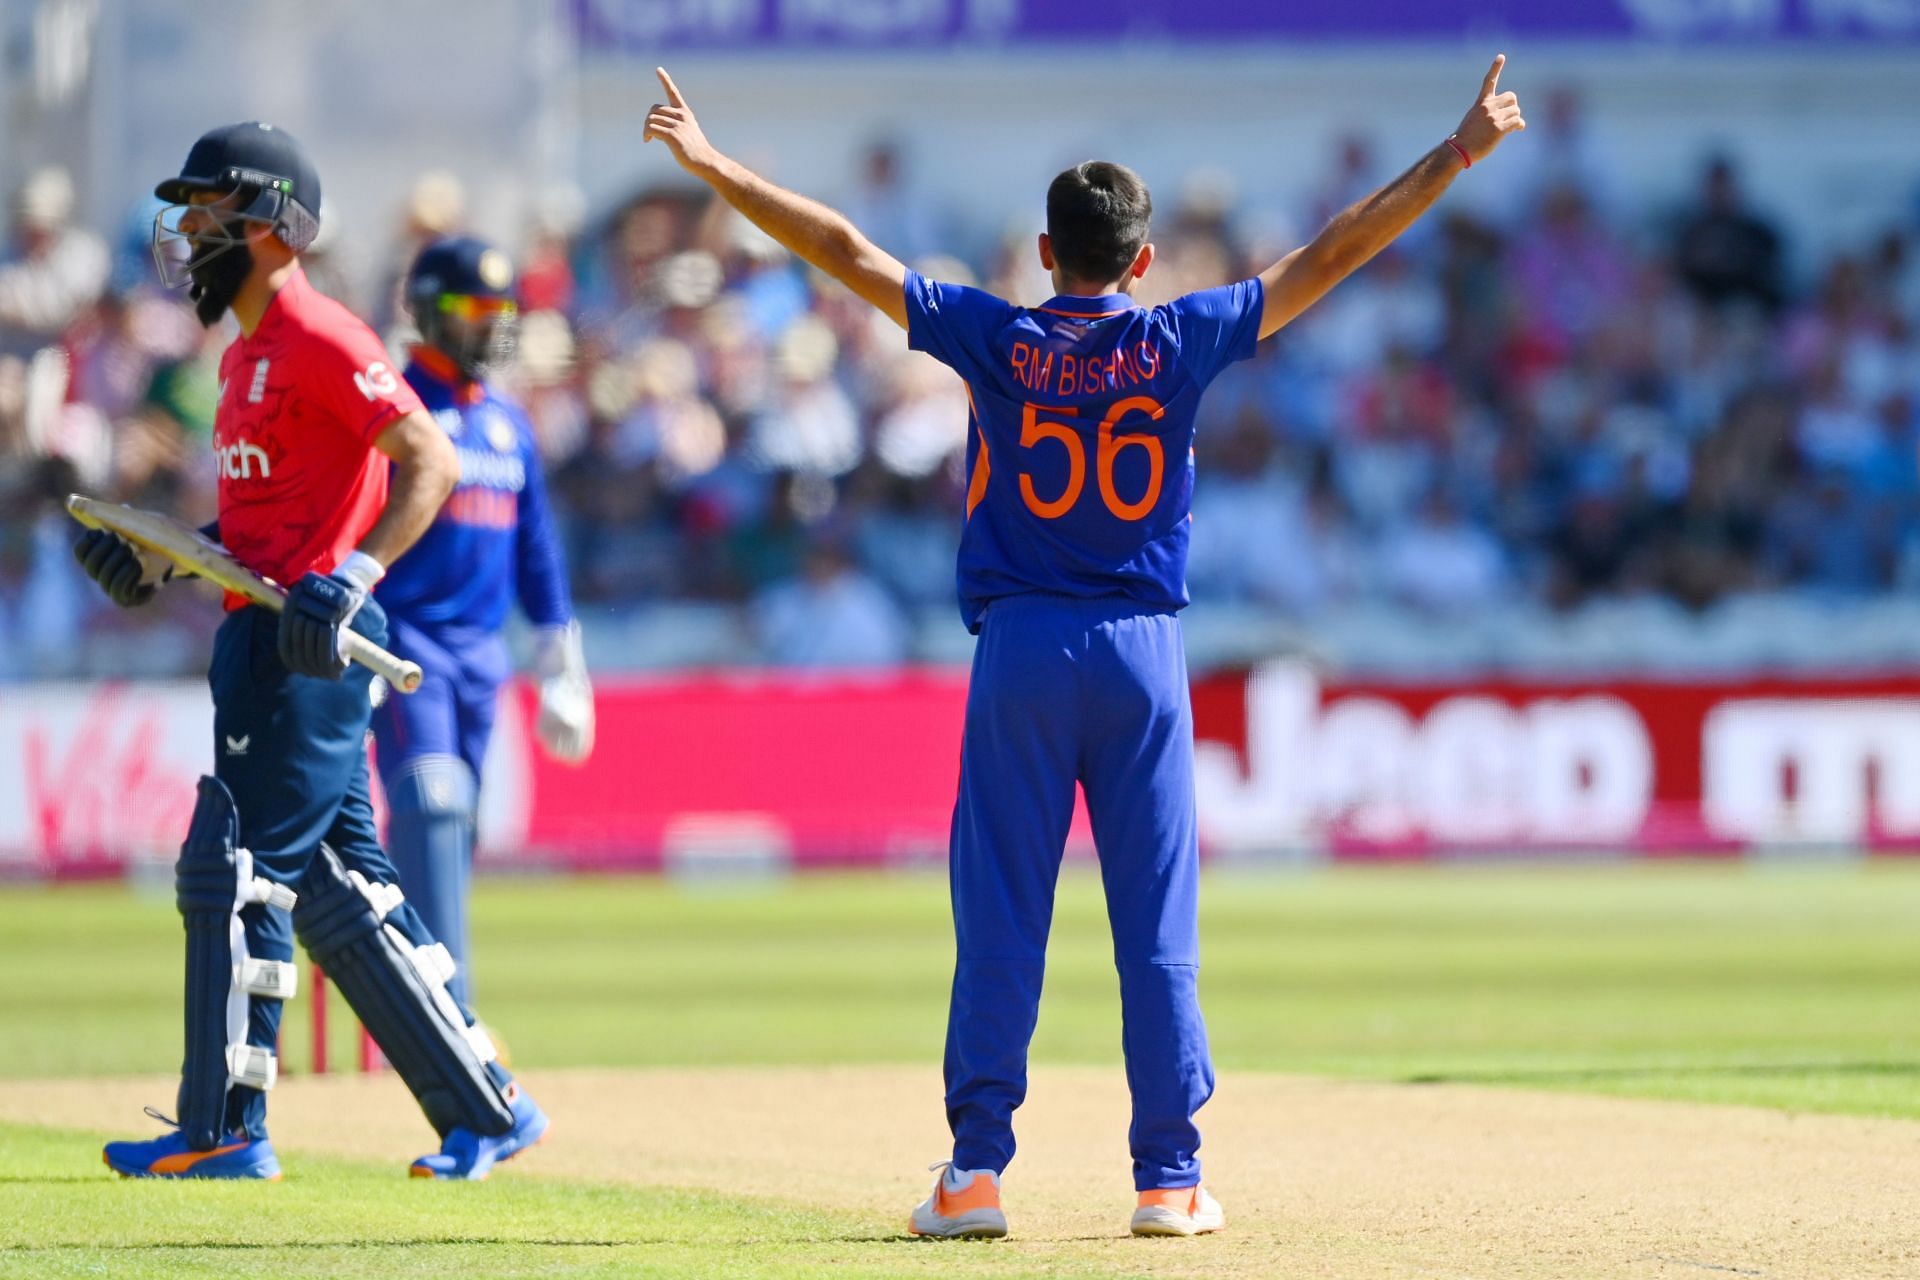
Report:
78,122,549,1180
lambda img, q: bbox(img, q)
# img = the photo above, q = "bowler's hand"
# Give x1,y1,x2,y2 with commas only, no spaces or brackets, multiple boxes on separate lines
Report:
279,571,364,680
643,67,721,178
74,528,161,608
1452,54,1526,164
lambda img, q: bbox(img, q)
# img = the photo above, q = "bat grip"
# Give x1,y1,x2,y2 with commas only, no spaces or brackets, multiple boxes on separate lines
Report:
341,629,423,694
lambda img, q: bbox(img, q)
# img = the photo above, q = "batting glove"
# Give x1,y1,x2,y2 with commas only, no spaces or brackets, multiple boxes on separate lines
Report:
278,553,382,680
74,528,163,608
532,620,595,764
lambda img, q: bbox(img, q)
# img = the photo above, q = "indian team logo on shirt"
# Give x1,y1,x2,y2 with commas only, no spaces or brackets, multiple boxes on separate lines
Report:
484,411,516,453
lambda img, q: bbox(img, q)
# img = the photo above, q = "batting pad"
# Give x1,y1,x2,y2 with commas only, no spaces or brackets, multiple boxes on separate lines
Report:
175,776,297,1150
292,843,513,1139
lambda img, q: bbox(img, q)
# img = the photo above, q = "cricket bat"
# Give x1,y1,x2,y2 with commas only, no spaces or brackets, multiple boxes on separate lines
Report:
66,494,423,694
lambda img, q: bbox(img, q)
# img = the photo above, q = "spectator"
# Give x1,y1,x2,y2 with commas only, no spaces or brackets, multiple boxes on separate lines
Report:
1377,489,1512,614
373,170,467,333
1674,157,1782,313
749,316,860,477
753,541,910,668
1525,86,1614,215
9,141,1920,674
0,167,109,357
844,141,940,264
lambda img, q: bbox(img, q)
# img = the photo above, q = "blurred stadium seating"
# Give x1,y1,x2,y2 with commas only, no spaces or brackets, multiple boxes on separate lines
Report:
3,3,1920,678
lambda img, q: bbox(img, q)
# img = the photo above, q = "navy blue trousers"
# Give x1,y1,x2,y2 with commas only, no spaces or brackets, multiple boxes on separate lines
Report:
370,618,507,782
206,601,504,1139
369,617,508,1003
944,593,1214,1192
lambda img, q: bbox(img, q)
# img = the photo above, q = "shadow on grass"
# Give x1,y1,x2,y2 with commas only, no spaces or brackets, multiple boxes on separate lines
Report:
0,1175,105,1184
13,1230,923,1252
5,1239,635,1252
1401,1060,1920,1085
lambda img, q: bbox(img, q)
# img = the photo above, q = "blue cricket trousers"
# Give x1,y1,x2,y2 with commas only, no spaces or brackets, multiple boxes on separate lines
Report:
944,592,1214,1191
371,618,508,784
369,617,508,1000
208,600,500,1138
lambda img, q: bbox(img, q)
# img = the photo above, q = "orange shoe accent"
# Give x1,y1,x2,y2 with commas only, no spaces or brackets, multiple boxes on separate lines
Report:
1137,1187,1199,1212
935,1172,1001,1216
409,1164,435,1179
148,1141,247,1176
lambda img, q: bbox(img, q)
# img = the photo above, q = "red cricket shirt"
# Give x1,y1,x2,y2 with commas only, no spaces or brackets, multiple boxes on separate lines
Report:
211,267,422,609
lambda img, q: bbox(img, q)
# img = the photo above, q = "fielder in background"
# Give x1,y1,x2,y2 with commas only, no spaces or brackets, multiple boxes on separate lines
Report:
643,60,1524,1238
79,122,548,1181
372,235,593,1009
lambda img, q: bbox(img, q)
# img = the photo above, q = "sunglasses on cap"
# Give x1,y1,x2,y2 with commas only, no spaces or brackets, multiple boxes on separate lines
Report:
436,294,518,321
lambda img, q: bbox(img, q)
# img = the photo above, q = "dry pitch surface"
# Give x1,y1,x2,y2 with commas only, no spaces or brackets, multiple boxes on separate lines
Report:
8,1066,1917,1279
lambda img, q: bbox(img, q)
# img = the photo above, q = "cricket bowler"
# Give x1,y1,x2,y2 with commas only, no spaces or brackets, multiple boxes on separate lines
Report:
372,235,593,1008
645,58,1524,1236
78,122,549,1180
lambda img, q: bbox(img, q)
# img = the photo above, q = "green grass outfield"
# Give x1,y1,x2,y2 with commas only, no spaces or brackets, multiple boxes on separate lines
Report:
4,862,1919,1277
0,1123,1110,1280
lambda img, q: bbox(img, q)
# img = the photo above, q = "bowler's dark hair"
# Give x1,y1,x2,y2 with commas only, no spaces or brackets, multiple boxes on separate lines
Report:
1046,161,1152,285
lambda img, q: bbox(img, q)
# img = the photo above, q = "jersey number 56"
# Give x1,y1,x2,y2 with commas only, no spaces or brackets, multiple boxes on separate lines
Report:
1019,396,1166,522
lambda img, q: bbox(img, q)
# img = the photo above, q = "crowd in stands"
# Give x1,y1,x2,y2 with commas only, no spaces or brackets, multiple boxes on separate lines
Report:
3,91,1919,674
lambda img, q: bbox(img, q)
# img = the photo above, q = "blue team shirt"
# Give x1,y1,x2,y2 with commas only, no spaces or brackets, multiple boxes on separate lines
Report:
375,360,572,635
903,270,1264,632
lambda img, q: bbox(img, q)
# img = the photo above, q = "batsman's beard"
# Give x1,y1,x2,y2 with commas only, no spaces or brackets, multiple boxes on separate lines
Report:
189,240,254,327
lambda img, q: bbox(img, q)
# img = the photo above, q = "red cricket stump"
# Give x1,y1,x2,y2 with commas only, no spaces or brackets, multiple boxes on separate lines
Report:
306,963,382,1074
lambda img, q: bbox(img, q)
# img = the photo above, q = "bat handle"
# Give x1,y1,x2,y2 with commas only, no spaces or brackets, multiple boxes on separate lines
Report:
340,629,423,694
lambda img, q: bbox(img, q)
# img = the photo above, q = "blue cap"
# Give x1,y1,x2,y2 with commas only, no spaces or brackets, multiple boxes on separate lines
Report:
406,236,516,303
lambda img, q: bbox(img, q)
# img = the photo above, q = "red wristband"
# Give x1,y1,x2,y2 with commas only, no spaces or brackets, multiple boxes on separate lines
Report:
1445,135,1472,169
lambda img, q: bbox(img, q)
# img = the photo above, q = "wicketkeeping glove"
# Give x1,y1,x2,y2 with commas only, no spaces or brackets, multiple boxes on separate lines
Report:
278,571,364,679
532,620,595,765
73,528,163,607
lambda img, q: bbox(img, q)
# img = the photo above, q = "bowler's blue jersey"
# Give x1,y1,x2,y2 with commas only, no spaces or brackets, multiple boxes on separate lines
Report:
375,360,571,634
903,270,1264,632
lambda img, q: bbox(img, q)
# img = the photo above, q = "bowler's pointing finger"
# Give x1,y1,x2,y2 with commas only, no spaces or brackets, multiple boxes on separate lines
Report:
656,66,687,107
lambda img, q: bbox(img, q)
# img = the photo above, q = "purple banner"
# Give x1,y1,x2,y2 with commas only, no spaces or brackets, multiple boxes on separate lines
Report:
573,0,1920,51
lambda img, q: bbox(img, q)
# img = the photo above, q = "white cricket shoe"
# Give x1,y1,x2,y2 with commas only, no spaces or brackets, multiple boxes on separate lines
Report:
907,1161,1008,1239
1130,1184,1226,1236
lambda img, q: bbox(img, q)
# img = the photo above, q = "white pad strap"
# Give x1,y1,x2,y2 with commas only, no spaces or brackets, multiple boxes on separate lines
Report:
343,873,495,1066
236,958,298,1000
226,1043,278,1091
378,923,496,1063
245,878,298,912
464,1021,500,1063
348,869,406,920
223,848,295,1091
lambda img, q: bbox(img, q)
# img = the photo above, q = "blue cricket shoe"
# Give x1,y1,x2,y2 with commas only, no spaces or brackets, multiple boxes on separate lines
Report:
409,1082,549,1180
103,1109,282,1180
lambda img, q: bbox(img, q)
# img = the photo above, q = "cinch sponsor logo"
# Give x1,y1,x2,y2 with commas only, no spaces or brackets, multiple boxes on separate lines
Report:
455,449,525,492
216,440,272,480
